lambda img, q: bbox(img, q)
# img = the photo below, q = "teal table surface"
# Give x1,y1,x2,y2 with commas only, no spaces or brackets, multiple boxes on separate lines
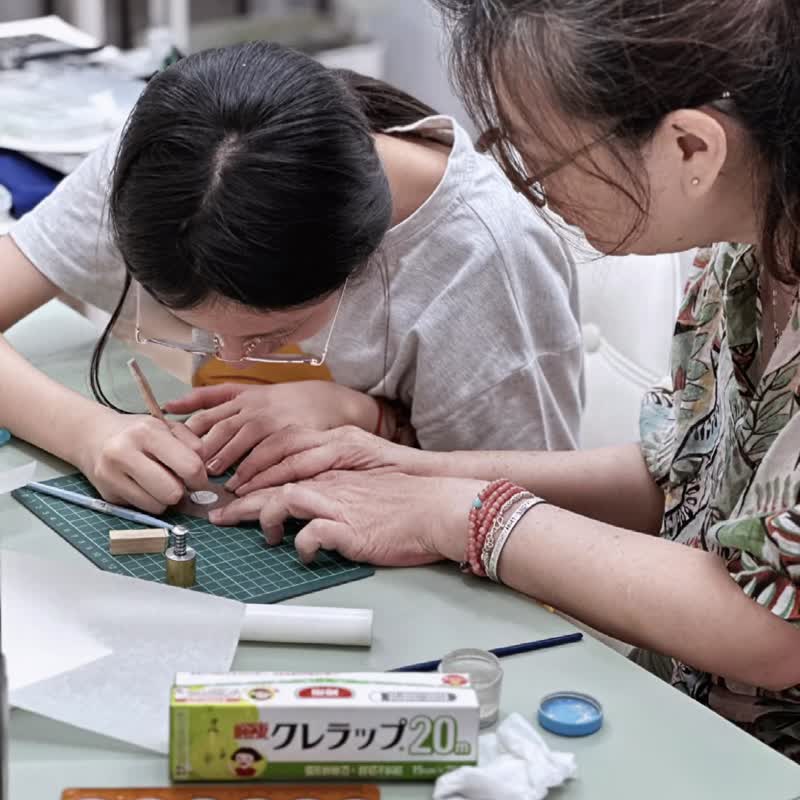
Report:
4,302,800,800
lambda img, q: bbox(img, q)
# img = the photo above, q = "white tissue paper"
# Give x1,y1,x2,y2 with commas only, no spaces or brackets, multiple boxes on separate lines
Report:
4,550,244,753
433,713,577,800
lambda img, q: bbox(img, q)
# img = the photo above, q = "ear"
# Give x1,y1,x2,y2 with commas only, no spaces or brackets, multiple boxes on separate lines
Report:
657,109,728,196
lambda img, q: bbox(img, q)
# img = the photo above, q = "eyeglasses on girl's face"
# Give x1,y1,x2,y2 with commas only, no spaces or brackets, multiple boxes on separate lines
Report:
134,280,347,367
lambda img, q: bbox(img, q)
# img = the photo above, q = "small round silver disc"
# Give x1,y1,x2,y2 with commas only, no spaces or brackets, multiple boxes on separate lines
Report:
189,490,218,505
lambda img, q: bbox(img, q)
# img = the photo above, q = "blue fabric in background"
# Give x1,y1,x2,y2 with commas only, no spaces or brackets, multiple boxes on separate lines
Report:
0,149,63,217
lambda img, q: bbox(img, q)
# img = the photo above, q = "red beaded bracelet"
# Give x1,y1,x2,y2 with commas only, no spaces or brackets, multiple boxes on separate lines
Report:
462,479,521,576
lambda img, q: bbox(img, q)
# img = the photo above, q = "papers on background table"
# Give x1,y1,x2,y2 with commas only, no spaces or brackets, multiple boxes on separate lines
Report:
0,65,142,155
0,16,143,157
0,15,98,54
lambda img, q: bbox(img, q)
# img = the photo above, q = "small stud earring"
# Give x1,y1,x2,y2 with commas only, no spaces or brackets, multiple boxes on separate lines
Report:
691,177,700,186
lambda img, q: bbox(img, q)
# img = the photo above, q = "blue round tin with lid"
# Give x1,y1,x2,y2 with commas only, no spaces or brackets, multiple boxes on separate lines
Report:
0,428,10,447
538,691,603,737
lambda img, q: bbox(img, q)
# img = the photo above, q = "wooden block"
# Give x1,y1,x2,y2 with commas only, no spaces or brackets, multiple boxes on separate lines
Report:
109,528,169,556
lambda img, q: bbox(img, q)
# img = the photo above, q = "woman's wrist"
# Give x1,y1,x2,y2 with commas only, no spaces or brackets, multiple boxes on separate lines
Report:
372,397,396,440
415,449,474,478
339,387,384,434
430,478,491,562
343,389,409,443
431,479,548,580
71,404,119,472
372,396,418,446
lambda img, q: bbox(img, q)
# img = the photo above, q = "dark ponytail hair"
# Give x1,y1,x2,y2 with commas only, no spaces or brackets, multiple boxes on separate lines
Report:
433,0,800,280
91,40,437,408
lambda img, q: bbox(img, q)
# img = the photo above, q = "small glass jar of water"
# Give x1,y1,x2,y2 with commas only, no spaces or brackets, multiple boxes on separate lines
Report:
439,648,503,728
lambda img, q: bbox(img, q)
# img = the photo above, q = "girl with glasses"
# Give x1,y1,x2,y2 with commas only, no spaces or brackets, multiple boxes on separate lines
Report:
212,1,800,760
0,39,582,513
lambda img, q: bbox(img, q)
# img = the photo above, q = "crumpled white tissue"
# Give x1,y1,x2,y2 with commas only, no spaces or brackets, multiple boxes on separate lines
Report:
433,713,577,800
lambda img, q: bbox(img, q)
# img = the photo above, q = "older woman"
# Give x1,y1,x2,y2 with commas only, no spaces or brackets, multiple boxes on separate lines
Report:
215,0,800,760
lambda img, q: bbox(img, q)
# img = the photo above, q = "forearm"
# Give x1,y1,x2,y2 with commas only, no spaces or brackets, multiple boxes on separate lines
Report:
346,393,418,446
0,334,109,466
495,506,800,691
424,443,664,533
0,235,59,331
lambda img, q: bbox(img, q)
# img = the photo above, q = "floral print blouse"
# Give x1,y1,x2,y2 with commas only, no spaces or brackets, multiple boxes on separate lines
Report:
641,242,800,761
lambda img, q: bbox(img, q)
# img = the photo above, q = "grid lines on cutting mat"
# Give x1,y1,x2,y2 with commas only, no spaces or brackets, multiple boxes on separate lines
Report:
13,472,374,603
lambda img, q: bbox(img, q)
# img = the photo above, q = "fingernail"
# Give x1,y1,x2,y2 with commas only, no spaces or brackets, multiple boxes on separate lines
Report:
263,525,282,545
225,476,240,491
209,510,223,524
207,458,220,473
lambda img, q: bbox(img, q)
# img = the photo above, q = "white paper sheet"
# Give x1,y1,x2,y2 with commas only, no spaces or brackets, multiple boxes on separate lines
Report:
1,554,111,690
0,462,35,495
1,463,106,690
4,551,244,753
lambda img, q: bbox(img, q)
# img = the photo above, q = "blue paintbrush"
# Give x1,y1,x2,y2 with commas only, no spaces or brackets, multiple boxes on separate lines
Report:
24,481,173,530
391,632,584,672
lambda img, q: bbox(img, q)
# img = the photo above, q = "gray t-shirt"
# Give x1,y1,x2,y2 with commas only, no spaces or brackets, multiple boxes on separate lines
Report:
10,115,583,452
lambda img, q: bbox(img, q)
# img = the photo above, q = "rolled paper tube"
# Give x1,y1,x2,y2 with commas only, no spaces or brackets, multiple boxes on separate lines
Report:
240,604,373,647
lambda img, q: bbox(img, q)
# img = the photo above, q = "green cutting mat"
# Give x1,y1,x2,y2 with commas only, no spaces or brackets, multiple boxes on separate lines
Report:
13,472,374,604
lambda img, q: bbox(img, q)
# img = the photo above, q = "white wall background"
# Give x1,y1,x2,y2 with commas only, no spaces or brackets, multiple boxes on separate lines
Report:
366,0,471,132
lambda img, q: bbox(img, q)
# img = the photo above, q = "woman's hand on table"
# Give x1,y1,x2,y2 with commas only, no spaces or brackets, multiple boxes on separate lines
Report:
223,424,439,494
164,382,393,477
79,409,207,513
209,471,483,566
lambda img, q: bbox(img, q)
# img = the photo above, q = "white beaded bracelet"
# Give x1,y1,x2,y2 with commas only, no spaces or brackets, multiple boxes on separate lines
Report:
480,491,531,572
485,496,547,583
